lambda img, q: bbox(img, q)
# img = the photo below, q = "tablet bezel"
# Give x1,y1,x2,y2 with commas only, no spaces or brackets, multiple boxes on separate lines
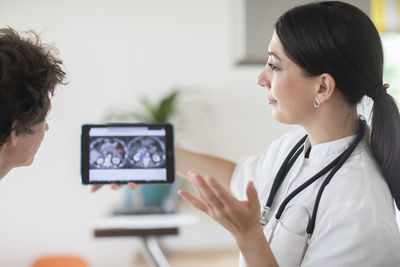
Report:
81,123,174,184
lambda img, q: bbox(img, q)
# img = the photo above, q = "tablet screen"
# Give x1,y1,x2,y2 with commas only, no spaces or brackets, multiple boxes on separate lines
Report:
81,123,174,184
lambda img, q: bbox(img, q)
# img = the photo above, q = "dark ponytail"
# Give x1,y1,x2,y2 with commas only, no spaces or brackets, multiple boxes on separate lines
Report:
275,1,400,208
370,91,400,207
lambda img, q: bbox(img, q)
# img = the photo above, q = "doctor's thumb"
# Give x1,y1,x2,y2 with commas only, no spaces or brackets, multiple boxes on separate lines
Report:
246,181,259,205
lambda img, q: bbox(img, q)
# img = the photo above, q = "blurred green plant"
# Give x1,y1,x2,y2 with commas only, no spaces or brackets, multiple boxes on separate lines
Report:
105,89,181,123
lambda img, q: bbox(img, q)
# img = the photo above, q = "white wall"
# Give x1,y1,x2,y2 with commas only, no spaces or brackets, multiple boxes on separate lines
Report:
0,0,294,266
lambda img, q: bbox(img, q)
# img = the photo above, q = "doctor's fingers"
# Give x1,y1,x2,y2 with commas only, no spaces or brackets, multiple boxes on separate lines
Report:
127,182,138,190
178,189,244,232
204,176,250,221
91,185,103,193
206,175,237,205
190,171,224,209
110,183,123,190
178,189,207,212
245,181,261,211
195,174,243,223
91,183,137,193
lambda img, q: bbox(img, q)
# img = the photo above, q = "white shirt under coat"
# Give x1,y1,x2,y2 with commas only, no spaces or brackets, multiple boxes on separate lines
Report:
231,128,400,267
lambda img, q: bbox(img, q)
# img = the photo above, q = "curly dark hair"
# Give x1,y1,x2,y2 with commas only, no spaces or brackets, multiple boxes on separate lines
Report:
0,27,66,146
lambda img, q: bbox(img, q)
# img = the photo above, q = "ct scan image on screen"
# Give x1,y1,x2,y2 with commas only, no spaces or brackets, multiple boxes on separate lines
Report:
87,126,168,183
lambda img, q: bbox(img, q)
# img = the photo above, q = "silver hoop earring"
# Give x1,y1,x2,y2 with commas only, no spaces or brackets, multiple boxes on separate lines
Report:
313,98,320,108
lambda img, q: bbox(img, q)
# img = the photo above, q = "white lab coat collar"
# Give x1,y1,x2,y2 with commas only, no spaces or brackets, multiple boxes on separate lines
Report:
303,120,372,163
303,134,357,162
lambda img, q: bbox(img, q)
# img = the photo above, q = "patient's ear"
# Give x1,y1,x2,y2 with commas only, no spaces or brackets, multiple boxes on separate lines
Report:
9,121,19,147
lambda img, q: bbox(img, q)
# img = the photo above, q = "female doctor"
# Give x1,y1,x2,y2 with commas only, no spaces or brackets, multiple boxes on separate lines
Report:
176,1,400,266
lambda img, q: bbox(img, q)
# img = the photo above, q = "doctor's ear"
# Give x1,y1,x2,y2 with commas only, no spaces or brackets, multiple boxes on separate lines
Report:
316,73,336,104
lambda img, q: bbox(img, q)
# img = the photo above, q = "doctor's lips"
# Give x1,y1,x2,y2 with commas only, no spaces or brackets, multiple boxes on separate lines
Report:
268,98,277,105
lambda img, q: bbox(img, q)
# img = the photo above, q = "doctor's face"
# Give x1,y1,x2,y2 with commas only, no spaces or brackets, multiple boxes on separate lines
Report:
257,31,318,125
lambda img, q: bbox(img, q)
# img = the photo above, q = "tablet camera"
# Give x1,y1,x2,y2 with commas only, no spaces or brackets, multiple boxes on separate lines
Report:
127,136,166,168
89,138,127,169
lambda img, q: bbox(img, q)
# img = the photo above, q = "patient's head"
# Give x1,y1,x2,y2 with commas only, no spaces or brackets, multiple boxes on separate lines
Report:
0,27,66,175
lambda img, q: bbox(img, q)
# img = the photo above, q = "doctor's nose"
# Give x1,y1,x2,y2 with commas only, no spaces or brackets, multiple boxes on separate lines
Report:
257,67,271,89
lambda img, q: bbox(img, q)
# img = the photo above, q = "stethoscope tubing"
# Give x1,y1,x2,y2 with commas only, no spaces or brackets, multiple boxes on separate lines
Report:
262,120,365,238
265,135,307,208
306,120,365,234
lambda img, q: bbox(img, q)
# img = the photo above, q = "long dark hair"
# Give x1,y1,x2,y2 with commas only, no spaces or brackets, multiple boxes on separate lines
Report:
275,1,400,208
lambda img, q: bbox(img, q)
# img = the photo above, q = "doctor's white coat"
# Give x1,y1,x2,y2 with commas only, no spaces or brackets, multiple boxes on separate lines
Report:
231,129,400,267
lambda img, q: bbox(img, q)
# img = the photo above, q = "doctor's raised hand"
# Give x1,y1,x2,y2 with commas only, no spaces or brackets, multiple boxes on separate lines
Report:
178,170,278,267
179,171,261,236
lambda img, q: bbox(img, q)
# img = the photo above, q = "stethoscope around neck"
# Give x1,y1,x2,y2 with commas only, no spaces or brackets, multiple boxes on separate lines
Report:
260,119,365,243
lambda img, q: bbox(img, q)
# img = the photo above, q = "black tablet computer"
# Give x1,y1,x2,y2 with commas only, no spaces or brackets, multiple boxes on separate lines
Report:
81,123,174,184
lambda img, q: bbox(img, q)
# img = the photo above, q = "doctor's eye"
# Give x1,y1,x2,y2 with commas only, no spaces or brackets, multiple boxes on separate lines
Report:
268,62,280,71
